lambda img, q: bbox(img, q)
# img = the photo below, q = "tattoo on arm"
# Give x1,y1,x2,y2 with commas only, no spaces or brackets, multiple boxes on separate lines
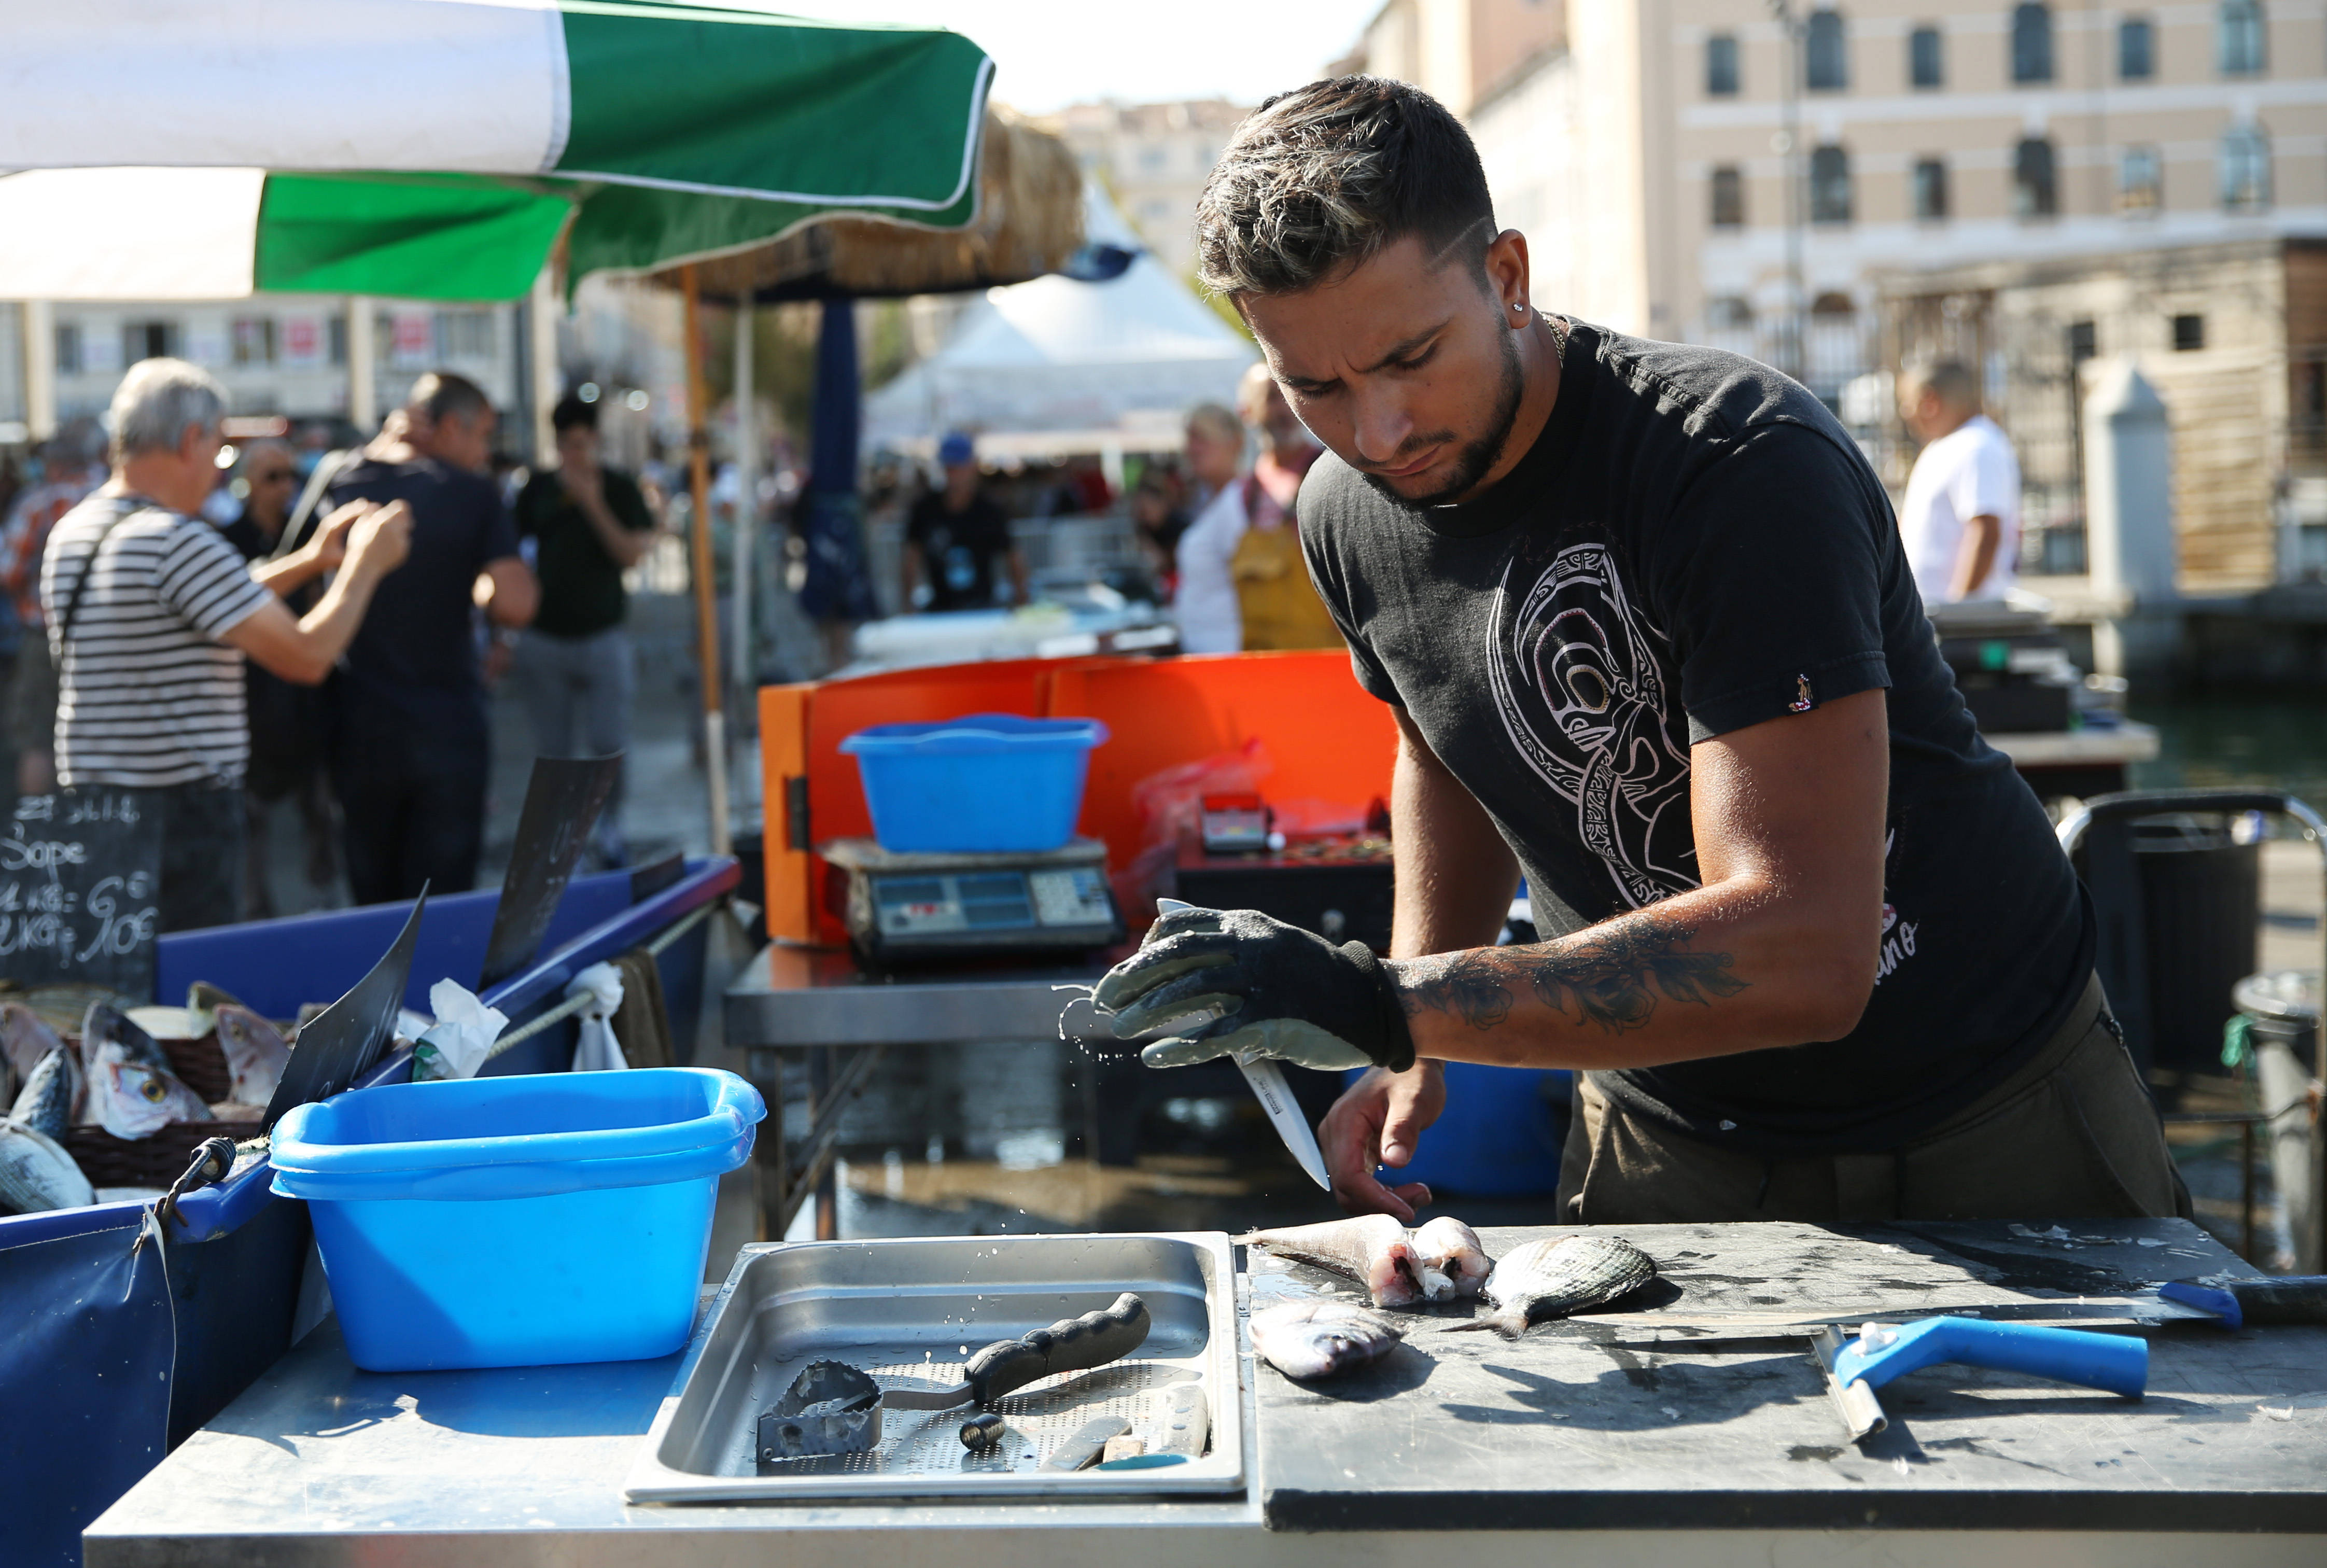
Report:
1396,914,1748,1033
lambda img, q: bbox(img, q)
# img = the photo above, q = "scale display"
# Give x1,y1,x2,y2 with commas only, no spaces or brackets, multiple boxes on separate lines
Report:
871,867,1114,937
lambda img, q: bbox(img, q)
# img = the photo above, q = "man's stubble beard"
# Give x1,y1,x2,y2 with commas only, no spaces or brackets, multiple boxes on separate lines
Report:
1358,315,1527,514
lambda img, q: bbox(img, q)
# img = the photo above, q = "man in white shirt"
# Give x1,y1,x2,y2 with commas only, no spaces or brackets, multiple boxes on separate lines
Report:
1897,359,2020,605
1172,401,1249,654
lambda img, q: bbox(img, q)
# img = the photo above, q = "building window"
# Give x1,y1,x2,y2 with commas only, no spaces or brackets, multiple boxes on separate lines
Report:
328,314,348,368
2011,4,2053,83
2119,16,2154,79
122,320,177,366
1709,166,1745,228
1805,9,1848,91
2013,137,2058,217
1705,297,1757,355
2172,314,2205,352
53,323,81,375
231,317,277,367
437,309,496,361
2069,320,2097,362
1909,26,1944,88
2221,124,2272,210
1810,144,1853,222
1913,158,1950,220
1706,33,1740,95
2219,0,2266,75
2120,145,2163,213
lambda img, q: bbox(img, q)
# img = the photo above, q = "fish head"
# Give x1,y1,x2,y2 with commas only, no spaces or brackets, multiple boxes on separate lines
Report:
0,1002,64,1081
214,1006,289,1102
1411,1216,1493,1297
90,1047,210,1139
10,1045,82,1137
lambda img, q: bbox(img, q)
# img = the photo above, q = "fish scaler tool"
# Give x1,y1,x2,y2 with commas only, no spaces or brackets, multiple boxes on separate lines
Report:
758,1294,1150,1465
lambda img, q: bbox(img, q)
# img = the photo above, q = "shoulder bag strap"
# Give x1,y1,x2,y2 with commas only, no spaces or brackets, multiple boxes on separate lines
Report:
54,497,145,650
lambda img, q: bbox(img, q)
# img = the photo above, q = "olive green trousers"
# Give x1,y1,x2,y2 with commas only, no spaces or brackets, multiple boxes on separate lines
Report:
1556,973,2190,1225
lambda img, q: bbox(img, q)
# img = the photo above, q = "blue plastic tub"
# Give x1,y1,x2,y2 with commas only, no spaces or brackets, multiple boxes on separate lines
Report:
841,712,1108,853
1343,1063,1569,1196
270,1068,763,1372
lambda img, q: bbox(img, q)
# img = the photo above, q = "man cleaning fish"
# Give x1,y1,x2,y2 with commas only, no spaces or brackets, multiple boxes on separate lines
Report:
1095,76,2183,1229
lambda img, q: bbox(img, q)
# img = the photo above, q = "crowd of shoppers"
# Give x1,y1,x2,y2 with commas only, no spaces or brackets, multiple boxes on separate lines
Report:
0,357,677,933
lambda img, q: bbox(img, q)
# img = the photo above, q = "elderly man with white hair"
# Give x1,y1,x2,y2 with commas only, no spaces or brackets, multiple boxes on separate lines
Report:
41,358,411,930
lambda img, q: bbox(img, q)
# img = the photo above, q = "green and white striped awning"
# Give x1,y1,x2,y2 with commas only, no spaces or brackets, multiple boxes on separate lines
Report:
0,0,993,301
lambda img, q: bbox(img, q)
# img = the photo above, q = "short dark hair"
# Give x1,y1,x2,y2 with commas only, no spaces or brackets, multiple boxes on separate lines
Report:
406,370,492,425
551,394,599,435
1195,76,1495,298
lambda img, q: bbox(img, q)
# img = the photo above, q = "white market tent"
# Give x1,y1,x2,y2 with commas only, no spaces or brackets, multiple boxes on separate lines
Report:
864,189,1256,451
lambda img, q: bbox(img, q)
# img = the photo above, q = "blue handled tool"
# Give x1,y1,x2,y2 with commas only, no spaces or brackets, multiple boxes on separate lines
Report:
1808,1317,2147,1441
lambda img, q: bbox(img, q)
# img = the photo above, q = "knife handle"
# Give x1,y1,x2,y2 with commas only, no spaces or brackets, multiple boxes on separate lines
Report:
965,1293,1152,1406
2163,1276,2327,1329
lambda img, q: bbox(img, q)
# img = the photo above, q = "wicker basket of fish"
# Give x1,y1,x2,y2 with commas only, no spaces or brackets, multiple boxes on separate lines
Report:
0,989,291,1214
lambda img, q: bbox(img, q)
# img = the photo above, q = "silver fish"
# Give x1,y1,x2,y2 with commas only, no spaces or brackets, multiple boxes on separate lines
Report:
1409,1216,1493,1301
1449,1234,1658,1339
81,1001,173,1075
0,1118,94,1215
10,1046,81,1138
89,1056,213,1140
1240,1214,1428,1309
0,1001,64,1091
1249,1301,1405,1380
83,1001,210,1139
213,1004,289,1107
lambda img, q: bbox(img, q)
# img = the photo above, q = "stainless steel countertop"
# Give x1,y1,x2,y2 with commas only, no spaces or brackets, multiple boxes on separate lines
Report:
723,941,1117,1047
83,1312,1270,1568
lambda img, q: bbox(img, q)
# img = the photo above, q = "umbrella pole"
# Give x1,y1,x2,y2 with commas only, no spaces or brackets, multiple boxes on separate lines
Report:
732,299,755,715
682,265,733,858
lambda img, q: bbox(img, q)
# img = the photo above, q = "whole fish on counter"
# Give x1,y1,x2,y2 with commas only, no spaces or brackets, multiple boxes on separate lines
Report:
1249,1301,1406,1381
213,1004,291,1108
1241,1214,1432,1308
1448,1234,1659,1339
81,1002,212,1140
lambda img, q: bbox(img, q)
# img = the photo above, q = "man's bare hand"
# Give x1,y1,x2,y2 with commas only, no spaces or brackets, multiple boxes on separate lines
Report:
1319,1061,1446,1222
557,457,605,511
345,500,412,578
309,499,373,570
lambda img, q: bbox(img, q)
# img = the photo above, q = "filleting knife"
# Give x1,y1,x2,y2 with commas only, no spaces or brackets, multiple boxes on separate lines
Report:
1154,899,1333,1191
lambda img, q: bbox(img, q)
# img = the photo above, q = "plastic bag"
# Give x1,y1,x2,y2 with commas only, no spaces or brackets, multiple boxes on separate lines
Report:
410,979,509,1083
567,962,628,1073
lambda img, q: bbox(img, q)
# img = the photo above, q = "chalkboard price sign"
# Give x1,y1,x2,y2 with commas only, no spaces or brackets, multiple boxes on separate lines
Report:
0,788,164,995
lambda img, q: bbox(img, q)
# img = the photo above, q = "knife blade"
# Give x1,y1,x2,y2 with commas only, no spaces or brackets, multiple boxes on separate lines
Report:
1152,898,1333,1192
1564,1276,2327,1341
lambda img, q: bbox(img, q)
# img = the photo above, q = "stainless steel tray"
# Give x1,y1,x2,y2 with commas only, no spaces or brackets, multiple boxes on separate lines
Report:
625,1232,1244,1502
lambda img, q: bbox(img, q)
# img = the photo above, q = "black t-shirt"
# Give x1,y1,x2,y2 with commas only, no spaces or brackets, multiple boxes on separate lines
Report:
906,491,1013,611
1301,320,2091,1156
323,455,522,732
514,466,655,638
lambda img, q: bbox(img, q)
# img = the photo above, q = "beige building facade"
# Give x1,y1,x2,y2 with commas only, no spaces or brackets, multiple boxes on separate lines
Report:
1039,100,1253,277
1459,1,2327,403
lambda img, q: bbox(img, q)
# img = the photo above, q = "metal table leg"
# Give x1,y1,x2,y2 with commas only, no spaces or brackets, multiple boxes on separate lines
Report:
812,1044,838,1240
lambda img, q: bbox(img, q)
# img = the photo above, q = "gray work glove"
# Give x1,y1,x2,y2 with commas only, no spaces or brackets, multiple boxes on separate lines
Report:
1093,905,1415,1073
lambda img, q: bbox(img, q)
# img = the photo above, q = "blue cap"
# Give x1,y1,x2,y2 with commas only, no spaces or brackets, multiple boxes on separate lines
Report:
937,431,975,467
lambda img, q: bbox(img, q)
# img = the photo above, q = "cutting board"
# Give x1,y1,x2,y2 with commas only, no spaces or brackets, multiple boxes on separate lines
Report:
1251,1219,2327,1533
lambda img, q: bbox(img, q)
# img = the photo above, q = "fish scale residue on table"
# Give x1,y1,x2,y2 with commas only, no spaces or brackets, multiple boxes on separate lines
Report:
739,1354,1200,1477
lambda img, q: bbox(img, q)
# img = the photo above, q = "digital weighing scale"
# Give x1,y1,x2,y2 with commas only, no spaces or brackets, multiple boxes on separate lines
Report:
820,837,1124,969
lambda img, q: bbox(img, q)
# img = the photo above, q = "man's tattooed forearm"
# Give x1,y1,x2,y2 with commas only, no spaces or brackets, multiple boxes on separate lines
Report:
1395,915,1748,1033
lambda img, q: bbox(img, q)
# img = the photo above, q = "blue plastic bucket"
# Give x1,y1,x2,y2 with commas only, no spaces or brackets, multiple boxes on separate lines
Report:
1342,1063,1568,1196
841,713,1109,853
271,1068,763,1371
